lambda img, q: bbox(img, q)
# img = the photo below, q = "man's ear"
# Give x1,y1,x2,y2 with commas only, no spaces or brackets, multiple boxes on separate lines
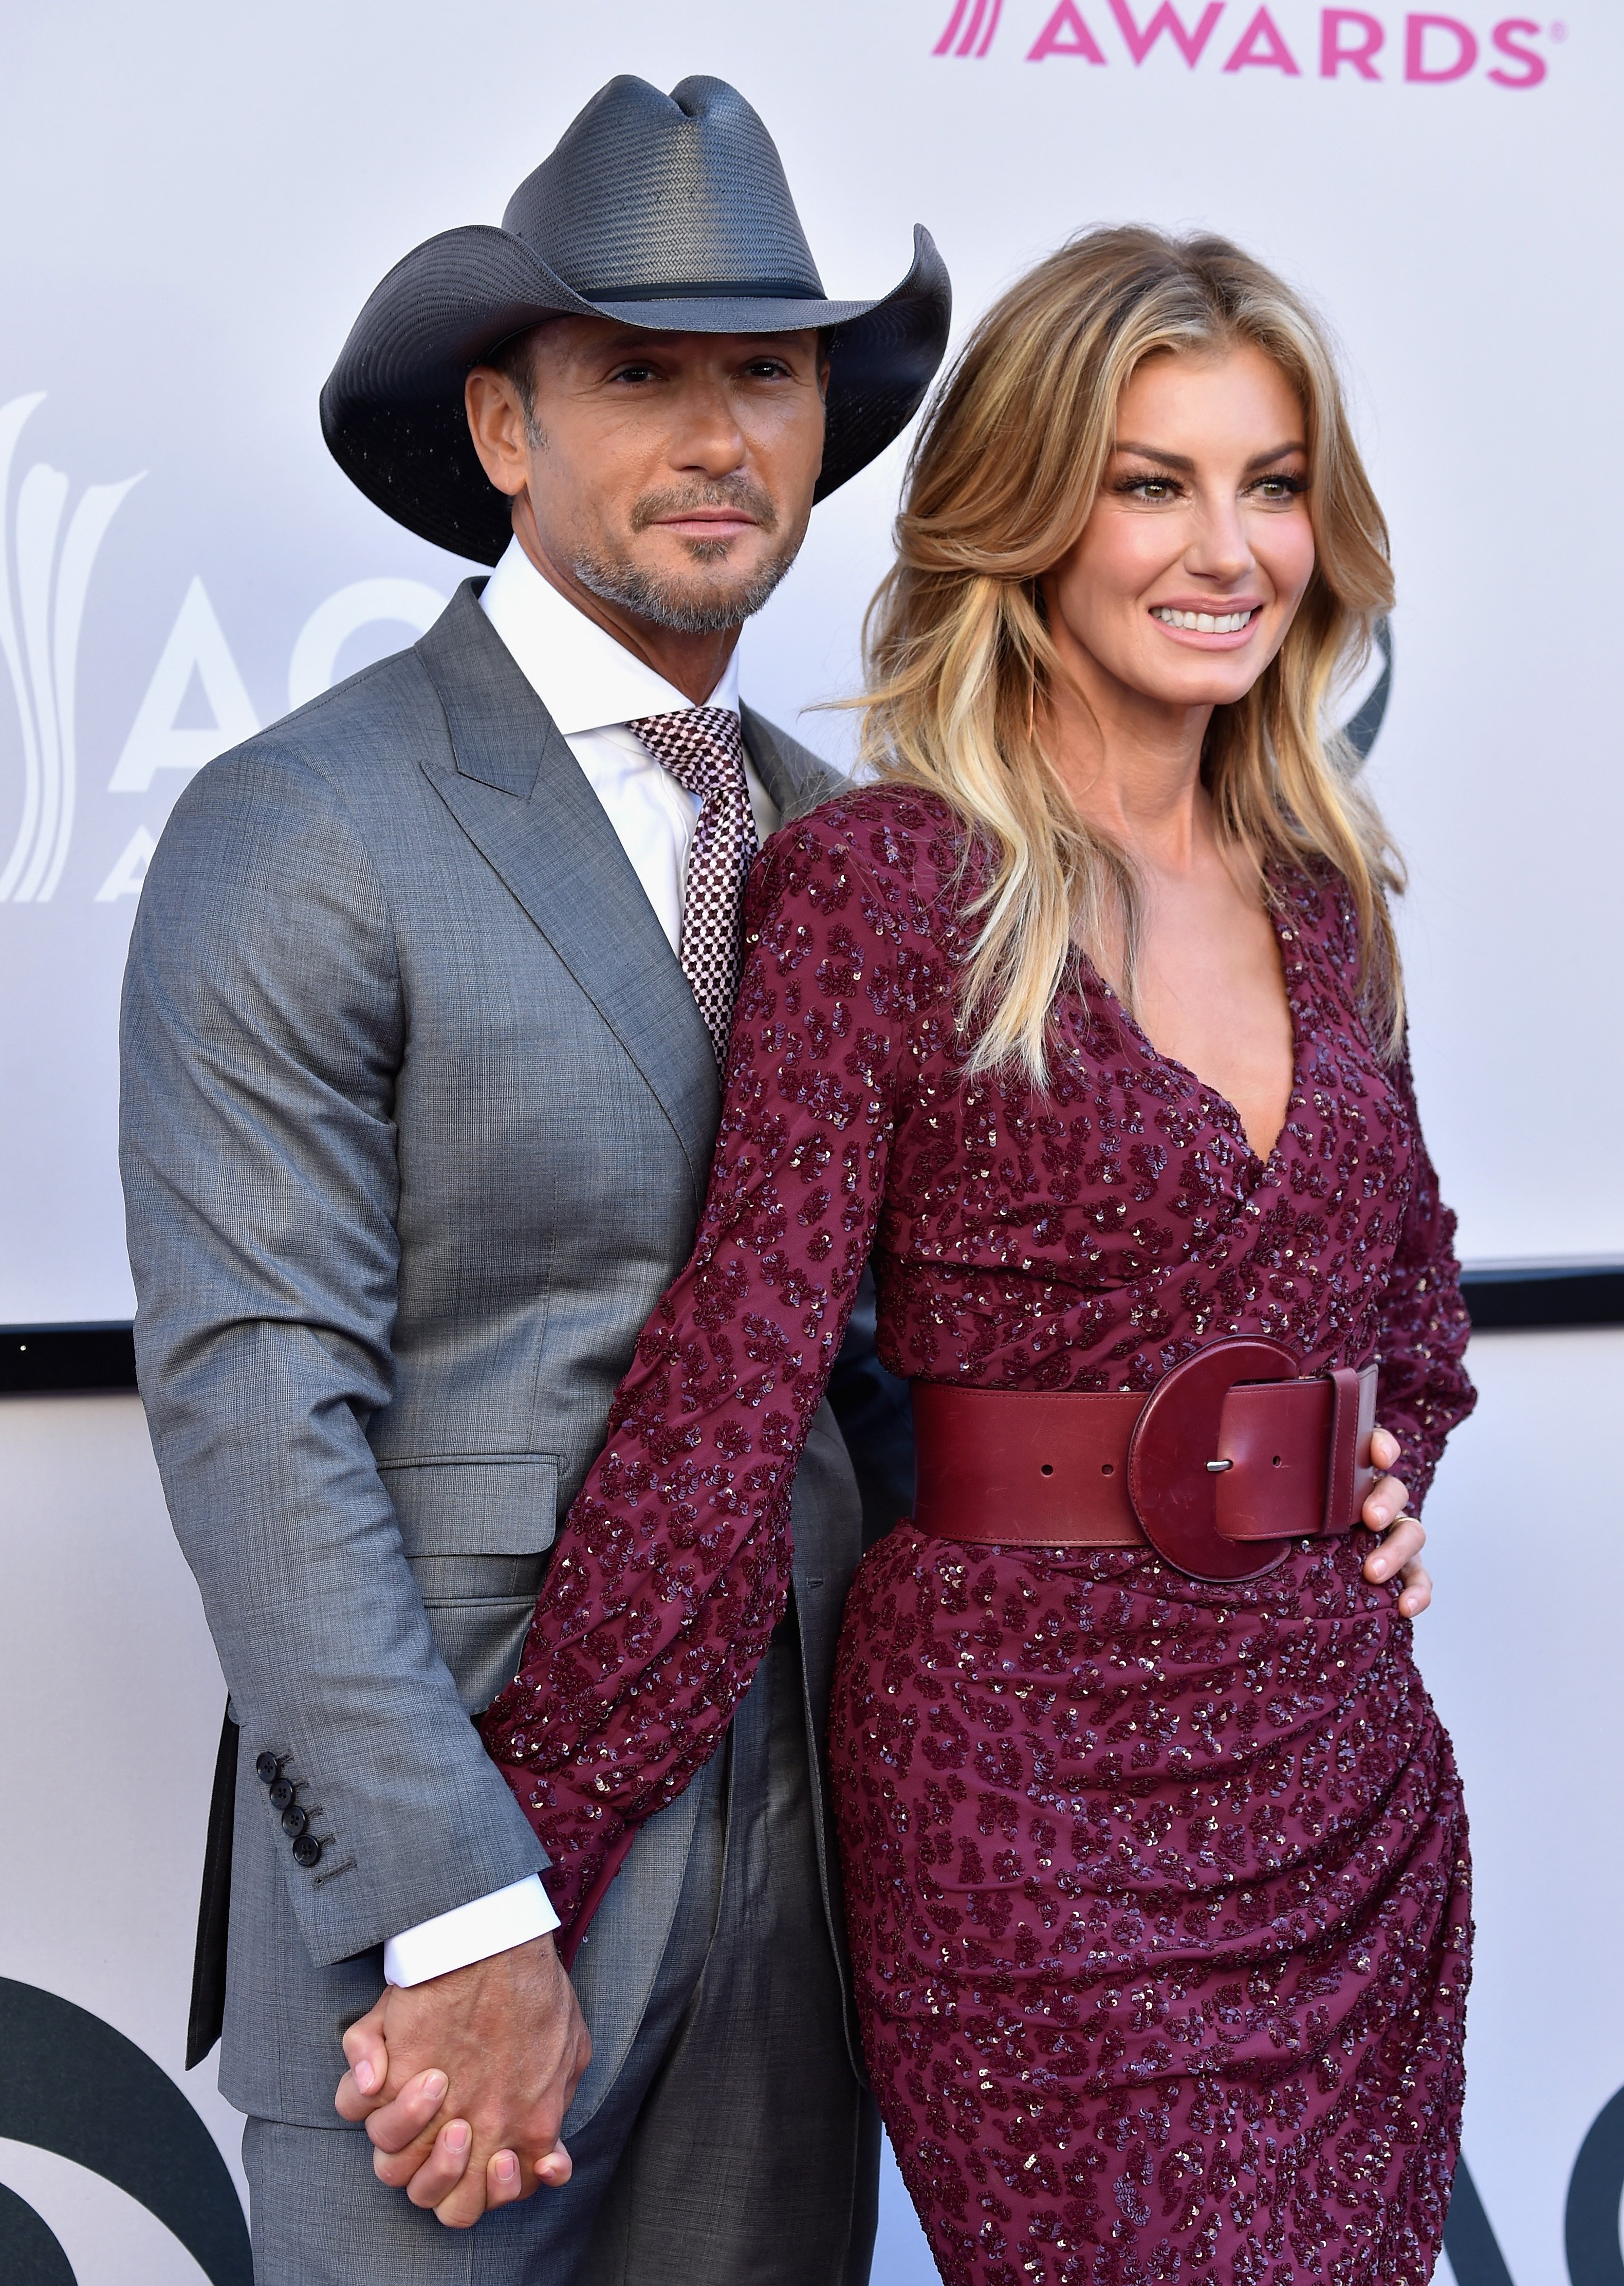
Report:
464,369,531,500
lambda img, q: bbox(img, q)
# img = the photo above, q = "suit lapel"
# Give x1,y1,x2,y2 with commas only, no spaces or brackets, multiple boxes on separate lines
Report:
415,583,720,1201
740,702,837,824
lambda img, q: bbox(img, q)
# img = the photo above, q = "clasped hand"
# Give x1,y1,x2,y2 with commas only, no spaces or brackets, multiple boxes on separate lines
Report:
335,1931,590,2229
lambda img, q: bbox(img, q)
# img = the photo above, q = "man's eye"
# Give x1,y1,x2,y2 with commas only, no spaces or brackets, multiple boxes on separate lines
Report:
610,365,657,384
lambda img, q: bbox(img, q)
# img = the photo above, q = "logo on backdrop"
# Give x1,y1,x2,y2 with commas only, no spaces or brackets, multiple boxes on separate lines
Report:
932,0,1558,83
0,1978,250,2284
0,392,447,908
0,396,142,906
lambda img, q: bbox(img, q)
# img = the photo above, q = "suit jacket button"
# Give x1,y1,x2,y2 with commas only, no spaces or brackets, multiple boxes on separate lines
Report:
291,1835,322,1869
281,1804,308,1838
269,1777,296,1812
255,1753,280,1785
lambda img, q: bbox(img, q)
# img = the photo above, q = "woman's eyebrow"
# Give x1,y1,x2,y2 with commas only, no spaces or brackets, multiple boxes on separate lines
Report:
1111,439,1308,472
1113,443,1195,470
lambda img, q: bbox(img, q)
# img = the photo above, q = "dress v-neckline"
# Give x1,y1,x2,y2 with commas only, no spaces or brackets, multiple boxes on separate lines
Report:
1077,894,1304,1174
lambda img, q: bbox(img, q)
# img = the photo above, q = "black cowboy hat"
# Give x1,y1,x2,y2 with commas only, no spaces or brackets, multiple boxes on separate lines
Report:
320,74,952,564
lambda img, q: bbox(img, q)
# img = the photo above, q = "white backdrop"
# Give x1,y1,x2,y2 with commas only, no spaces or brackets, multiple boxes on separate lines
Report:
2,4,1620,2281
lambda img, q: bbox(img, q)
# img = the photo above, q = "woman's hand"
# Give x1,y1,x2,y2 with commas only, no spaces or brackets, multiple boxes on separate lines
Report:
1358,1424,1430,1616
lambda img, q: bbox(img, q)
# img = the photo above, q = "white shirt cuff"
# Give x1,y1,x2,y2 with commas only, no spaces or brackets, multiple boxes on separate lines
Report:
383,1873,560,1988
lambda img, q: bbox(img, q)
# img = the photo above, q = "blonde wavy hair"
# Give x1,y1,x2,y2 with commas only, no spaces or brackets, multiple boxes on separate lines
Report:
857,225,1403,1082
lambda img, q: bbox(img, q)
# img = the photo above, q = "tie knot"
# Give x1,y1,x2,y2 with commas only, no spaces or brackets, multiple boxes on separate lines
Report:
628,707,745,799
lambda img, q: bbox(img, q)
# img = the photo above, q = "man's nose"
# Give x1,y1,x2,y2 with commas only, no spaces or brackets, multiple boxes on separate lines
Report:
668,377,749,473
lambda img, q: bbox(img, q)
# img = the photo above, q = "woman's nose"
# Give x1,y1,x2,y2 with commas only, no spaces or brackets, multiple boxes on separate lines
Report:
1186,503,1254,582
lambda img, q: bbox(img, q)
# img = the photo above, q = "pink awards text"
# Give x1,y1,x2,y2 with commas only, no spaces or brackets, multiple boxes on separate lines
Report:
933,1,1555,85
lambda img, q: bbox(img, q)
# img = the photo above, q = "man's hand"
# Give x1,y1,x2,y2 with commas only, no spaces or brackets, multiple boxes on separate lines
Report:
335,1933,590,2228
1358,1423,1431,1616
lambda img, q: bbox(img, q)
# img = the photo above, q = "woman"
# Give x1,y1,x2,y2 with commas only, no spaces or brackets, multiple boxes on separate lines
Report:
484,227,1475,2281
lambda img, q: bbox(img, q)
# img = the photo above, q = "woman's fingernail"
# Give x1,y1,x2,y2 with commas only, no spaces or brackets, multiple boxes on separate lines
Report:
496,2152,519,2183
355,2059,376,2093
447,2122,469,2153
424,2072,448,2104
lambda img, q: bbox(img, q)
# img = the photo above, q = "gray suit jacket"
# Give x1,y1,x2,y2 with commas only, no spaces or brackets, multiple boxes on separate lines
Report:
120,581,864,2125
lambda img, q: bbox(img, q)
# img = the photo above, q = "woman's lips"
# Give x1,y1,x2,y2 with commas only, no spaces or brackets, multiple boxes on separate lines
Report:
1149,602,1263,649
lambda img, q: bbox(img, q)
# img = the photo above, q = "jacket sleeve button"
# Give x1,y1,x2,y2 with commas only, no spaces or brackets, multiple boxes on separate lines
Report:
291,1834,323,1869
255,1752,280,1785
281,1804,308,1838
269,1777,296,1812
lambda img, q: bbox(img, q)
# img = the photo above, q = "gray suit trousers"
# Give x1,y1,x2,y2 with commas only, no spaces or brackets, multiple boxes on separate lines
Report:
242,1618,879,2285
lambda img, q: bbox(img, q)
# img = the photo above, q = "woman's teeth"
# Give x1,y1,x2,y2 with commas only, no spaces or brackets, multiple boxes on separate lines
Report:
1153,607,1254,633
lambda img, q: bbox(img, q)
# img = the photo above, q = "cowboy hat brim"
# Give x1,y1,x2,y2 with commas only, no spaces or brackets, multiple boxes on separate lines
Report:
320,224,950,564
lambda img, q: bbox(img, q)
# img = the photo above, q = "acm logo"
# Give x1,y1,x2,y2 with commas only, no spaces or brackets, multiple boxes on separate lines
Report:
0,393,446,909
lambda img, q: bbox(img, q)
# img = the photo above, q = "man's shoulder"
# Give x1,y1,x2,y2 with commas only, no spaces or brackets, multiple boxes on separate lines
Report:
167,640,449,829
261,640,446,776
739,705,845,820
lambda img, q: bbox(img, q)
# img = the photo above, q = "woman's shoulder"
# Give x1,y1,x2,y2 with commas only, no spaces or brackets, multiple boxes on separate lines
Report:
761,782,967,897
746,783,973,976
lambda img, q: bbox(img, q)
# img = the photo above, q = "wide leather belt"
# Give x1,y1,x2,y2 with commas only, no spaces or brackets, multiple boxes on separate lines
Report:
911,1337,1378,1583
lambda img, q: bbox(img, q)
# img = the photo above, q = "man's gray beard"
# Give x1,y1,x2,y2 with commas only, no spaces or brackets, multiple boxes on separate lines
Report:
567,534,800,634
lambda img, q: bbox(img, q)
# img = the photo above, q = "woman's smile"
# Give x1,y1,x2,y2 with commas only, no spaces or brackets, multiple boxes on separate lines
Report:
1149,600,1262,643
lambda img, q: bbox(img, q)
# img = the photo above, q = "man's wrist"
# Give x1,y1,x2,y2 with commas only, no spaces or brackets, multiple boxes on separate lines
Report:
383,1873,560,1988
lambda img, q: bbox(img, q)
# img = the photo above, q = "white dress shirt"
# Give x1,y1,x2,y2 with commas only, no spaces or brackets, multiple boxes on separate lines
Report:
384,538,777,1987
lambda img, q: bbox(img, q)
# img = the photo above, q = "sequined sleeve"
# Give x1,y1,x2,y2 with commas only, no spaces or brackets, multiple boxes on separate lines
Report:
476,806,945,1926
1373,1044,1476,1506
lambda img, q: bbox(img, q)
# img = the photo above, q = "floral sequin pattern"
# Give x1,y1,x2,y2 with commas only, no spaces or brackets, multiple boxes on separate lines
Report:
478,787,1473,2284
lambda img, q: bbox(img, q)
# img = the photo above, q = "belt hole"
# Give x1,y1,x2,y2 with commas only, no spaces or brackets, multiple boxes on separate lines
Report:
1272,1454,1282,1466
1040,1463,1055,1476
1101,1463,1115,1476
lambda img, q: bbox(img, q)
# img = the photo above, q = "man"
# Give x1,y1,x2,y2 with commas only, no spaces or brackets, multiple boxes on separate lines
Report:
121,73,944,2285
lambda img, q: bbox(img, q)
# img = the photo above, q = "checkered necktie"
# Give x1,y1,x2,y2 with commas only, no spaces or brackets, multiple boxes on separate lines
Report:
628,707,760,1067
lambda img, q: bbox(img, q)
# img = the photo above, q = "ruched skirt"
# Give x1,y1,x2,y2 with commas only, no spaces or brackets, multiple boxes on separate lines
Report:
829,1526,1471,2286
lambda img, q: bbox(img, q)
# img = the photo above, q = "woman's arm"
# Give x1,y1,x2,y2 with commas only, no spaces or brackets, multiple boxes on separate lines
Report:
1373,1044,1477,1512
477,808,946,1926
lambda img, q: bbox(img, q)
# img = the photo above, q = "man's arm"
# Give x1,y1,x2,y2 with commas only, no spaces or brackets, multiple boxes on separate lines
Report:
825,1262,915,1550
121,743,548,1964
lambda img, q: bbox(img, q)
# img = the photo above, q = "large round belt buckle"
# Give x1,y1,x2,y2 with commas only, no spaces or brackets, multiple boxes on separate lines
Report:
1127,1338,1298,1583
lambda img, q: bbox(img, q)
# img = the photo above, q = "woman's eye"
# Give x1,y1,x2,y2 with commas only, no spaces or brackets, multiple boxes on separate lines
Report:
1128,477,1179,501
1253,474,1306,500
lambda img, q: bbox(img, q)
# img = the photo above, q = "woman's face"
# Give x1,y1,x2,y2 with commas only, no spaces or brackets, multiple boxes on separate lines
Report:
1046,343,1317,712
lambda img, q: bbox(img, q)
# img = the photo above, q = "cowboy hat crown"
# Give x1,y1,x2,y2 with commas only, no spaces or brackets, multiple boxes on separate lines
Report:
321,74,951,563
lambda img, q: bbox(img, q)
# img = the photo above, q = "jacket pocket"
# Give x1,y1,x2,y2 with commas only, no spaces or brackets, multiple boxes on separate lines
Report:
412,1590,541,1716
378,1454,559,1558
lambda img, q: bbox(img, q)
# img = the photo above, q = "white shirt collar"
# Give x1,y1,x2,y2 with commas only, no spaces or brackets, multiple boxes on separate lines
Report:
479,536,741,734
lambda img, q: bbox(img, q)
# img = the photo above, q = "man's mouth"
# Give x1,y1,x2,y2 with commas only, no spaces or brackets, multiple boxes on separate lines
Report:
652,508,759,540
632,481,779,544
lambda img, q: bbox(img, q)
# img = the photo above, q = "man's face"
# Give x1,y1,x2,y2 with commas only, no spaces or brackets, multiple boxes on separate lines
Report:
466,319,828,633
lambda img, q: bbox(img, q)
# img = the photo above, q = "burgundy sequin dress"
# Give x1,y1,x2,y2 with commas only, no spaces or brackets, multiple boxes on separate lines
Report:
479,788,1474,2286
